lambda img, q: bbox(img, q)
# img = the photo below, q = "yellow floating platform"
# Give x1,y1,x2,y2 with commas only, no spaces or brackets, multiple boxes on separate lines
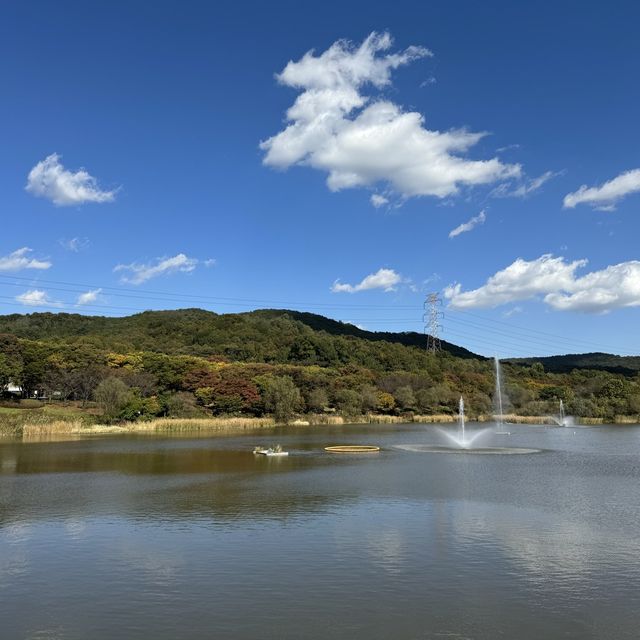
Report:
324,445,380,453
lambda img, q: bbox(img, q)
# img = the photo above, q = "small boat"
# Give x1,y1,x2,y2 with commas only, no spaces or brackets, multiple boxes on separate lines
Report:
253,445,289,457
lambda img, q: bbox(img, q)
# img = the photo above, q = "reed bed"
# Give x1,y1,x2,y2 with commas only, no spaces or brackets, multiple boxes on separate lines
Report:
130,417,276,431
21,420,86,436
578,417,604,425
302,415,345,425
5,412,638,441
412,414,456,423
501,414,554,425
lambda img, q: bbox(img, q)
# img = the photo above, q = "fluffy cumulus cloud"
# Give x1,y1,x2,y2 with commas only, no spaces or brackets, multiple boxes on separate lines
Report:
332,267,402,293
261,32,521,202
0,247,51,271
26,153,117,206
76,289,102,305
114,253,199,285
544,262,640,312
16,289,61,307
444,254,640,313
449,210,486,238
563,168,640,210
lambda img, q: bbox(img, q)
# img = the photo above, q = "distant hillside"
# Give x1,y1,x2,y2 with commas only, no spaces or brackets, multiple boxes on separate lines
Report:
0,308,478,370
249,310,479,359
2,309,639,424
508,352,640,376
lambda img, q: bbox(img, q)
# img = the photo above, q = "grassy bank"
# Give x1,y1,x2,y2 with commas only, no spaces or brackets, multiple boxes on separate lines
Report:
2,410,638,440
0,404,97,437
3,413,454,439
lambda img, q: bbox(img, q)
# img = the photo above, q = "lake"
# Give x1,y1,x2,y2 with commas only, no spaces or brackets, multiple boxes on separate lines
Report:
1,423,639,639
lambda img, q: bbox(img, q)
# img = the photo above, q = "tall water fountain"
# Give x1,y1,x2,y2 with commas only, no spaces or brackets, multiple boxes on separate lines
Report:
552,399,574,427
494,358,510,434
458,396,466,447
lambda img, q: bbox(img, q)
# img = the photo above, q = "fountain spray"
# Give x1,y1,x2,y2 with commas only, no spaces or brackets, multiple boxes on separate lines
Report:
494,358,510,434
459,396,466,447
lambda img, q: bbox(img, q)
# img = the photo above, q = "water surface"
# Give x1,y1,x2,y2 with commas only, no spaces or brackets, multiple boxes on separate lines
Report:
1,423,639,639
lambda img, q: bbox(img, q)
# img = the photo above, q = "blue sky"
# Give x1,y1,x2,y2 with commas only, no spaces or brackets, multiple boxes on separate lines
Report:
1,0,640,357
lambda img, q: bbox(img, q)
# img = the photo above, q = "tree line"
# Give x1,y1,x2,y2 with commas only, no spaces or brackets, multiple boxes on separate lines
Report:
2,317,640,423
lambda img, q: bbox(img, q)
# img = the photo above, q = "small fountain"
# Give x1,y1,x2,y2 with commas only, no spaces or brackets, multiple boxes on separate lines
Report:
494,357,511,435
551,399,575,427
435,396,489,449
395,396,541,455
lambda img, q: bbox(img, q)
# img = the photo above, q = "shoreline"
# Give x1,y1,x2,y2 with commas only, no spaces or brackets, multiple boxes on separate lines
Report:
1,412,638,441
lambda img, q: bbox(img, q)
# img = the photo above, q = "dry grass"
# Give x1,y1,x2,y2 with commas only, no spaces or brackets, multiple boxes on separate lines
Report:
129,417,276,431
7,411,638,442
412,414,456,423
22,420,86,436
476,414,556,425
504,414,553,425
578,417,604,425
305,414,345,425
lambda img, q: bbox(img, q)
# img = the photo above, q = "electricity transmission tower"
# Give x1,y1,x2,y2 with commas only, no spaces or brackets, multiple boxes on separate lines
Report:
424,293,443,353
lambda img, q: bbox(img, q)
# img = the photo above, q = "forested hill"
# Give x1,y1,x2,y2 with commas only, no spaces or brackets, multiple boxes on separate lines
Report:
250,310,477,359
0,308,478,367
2,309,639,422
508,353,640,376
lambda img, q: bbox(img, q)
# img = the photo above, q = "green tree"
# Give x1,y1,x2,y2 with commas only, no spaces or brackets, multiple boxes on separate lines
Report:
164,392,205,418
259,375,302,424
0,334,24,390
306,388,329,412
360,384,379,413
394,385,416,411
0,353,21,390
334,389,363,417
94,377,130,419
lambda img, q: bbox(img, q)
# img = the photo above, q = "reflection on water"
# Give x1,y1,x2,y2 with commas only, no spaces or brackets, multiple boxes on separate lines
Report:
1,423,640,639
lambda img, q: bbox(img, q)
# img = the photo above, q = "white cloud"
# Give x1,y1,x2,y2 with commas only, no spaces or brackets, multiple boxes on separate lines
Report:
370,194,389,208
419,76,437,87
448,210,486,238
261,32,521,202
502,306,523,318
444,255,587,309
0,248,51,271
563,168,640,210
332,267,402,293
16,289,61,307
26,153,117,206
544,262,640,313
203,258,217,267
76,289,102,305
496,144,521,153
59,237,90,252
114,253,199,285
492,170,559,198
444,254,640,314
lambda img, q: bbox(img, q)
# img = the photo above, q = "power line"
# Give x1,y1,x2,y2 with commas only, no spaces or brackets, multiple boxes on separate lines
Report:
0,274,637,356
451,308,637,354
444,315,630,355
0,274,421,311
